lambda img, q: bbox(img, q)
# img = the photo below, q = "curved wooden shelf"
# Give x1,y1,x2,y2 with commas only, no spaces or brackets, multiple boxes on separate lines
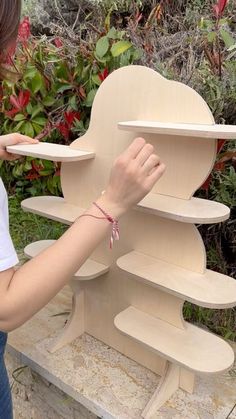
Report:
114,306,234,374
117,251,236,308
118,121,236,140
22,194,230,225
137,193,230,224
21,196,83,224
7,142,95,162
24,240,109,280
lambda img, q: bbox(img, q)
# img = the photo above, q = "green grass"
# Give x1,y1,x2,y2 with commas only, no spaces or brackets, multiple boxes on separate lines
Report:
9,195,66,263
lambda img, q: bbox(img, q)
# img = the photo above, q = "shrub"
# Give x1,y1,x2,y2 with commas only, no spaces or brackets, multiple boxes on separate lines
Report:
0,16,141,197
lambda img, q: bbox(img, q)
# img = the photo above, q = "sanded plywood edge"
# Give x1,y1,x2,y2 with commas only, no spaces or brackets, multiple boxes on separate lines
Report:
7,142,95,162
118,121,236,140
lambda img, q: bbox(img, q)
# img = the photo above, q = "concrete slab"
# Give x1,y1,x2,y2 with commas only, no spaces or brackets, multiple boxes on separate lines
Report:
7,287,236,419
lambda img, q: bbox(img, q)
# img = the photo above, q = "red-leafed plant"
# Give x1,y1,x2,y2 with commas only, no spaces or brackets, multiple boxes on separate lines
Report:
0,16,140,197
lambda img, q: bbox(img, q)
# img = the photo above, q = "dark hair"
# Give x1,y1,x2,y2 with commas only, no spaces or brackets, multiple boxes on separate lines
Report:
0,0,21,77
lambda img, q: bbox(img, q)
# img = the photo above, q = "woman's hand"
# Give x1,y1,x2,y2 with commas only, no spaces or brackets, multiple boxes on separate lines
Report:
100,137,166,217
0,133,39,161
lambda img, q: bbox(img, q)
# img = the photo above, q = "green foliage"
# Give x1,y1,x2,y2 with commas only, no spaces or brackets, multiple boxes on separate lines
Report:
9,195,66,262
0,20,140,197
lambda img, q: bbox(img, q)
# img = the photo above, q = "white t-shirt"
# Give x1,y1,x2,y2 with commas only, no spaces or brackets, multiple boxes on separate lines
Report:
0,178,19,271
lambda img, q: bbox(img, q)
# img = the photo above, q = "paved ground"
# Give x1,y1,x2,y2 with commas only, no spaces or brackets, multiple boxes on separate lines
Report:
6,286,236,419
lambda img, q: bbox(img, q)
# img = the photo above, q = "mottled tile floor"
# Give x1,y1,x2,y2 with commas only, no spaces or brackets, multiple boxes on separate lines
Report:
7,287,236,419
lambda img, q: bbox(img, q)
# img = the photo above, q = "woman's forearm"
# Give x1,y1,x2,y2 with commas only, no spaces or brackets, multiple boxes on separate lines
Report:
0,137,166,332
0,195,123,331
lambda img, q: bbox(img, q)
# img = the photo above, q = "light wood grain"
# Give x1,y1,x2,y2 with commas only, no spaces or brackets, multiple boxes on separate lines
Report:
142,362,180,418
114,306,234,374
118,120,236,140
24,240,109,280
137,193,230,224
6,142,95,162
117,251,236,308
22,194,230,225
21,196,83,224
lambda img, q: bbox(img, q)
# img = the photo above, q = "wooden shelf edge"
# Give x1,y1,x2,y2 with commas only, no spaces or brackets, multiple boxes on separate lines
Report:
114,306,235,374
21,196,83,225
24,240,109,280
136,194,230,224
118,121,236,140
116,251,236,309
7,142,95,162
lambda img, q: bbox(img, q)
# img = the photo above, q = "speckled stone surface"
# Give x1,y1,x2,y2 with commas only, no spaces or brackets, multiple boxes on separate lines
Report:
7,286,236,419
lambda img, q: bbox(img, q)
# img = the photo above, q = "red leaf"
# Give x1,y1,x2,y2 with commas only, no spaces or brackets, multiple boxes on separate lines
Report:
64,111,81,128
54,37,63,48
25,171,41,180
201,174,212,191
217,139,225,153
18,16,31,45
31,160,44,173
213,0,228,18
57,122,70,140
20,90,31,108
98,68,109,82
214,161,225,171
5,108,19,118
9,95,21,110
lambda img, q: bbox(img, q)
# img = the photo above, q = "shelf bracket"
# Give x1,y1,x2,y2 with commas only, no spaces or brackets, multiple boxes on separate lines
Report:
142,361,180,418
48,282,84,353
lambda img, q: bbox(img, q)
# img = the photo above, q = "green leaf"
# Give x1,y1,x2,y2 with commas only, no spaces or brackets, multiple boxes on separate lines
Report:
43,96,55,107
107,27,117,39
31,105,43,119
207,31,216,43
26,103,33,114
14,114,26,122
220,29,235,48
96,36,109,58
32,123,43,135
24,66,38,80
32,116,47,126
56,84,73,93
84,89,97,107
23,122,35,138
92,74,101,86
39,170,54,176
13,121,25,132
31,72,44,94
68,95,77,111
111,40,132,57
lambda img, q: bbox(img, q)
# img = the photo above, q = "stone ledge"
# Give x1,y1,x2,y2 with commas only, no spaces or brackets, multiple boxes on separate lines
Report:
7,287,236,419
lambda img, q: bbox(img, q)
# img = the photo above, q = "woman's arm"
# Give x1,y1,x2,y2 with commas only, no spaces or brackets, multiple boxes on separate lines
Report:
0,137,165,332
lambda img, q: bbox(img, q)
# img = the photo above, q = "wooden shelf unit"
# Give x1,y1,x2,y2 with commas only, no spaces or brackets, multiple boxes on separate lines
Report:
24,240,109,280
18,65,235,415
117,251,236,308
7,142,95,162
114,306,234,374
118,120,236,139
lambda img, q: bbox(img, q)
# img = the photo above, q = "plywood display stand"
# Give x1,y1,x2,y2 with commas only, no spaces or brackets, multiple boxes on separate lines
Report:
8,65,236,416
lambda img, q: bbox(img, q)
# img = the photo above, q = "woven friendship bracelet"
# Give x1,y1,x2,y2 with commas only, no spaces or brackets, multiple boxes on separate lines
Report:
77,202,120,249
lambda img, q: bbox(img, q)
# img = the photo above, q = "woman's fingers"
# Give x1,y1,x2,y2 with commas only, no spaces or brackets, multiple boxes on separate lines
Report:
135,143,154,166
0,133,39,147
145,162,166,189
122,137,146,161
141,154,161,174
14,134,39,145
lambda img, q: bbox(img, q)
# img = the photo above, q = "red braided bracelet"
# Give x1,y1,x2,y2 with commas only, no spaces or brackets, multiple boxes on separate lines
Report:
77,202,120,249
